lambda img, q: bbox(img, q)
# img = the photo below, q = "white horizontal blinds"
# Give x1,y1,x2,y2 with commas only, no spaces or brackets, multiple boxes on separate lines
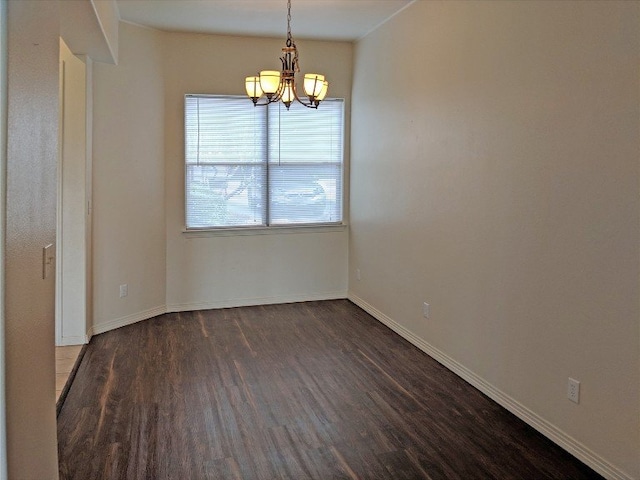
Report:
184,95,344,229
267,99,344,225
185,95,266,228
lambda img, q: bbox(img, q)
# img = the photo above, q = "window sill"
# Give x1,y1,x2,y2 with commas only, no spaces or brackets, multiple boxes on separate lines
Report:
182,223,347,238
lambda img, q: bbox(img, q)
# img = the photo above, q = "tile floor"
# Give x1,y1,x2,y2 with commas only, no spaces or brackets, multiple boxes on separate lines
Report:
55,345,83,401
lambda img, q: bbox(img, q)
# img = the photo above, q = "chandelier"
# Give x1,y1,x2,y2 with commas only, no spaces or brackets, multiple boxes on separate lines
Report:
245,0,328,110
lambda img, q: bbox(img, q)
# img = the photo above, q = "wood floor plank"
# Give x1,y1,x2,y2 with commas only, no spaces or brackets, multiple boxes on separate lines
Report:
58,300,604,479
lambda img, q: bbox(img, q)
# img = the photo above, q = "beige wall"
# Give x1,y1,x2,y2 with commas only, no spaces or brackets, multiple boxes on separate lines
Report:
0,1,6,475
162,31,351,311
350,1,639,479
91,24,352,326
59,0,118,65
5,0,59,477
92,22,166,333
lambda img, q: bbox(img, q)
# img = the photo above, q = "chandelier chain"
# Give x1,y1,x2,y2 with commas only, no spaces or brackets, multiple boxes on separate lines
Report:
286,0,292,46
285,0,299,72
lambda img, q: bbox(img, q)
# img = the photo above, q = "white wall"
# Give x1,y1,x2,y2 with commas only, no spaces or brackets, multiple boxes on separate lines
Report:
349,2,639,479
162,32,351,311
92,22,166,334
5,0,59,477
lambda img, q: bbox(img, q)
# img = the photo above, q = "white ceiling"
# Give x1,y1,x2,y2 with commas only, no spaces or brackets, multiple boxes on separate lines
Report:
116,0,414,42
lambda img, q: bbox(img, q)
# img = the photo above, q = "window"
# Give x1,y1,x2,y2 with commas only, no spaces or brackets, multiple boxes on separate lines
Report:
185,95,344,229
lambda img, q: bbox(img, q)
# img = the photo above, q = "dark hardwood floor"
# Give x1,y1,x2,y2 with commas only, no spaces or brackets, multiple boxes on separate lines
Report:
57,300,604,480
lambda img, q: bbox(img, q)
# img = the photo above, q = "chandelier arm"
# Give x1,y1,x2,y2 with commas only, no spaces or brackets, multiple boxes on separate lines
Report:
251,79,285,107
273,79,286,102
252,94,285,107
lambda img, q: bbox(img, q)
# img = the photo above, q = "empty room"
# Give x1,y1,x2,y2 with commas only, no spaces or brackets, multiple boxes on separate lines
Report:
1,0,638,479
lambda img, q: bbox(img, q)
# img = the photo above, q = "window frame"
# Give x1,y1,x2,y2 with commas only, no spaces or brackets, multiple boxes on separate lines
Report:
183,94,346,233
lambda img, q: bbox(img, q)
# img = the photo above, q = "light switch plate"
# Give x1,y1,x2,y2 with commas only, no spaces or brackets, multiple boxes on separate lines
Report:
42,244,55,279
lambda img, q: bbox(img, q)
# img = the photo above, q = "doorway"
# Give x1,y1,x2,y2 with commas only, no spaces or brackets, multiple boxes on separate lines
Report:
55,37,92,388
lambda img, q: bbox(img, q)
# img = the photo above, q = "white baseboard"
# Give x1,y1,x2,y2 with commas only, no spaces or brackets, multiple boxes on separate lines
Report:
89,292,348,335
347,293,633,480
166,291,347,313
56,335,89,346
90,304,167,336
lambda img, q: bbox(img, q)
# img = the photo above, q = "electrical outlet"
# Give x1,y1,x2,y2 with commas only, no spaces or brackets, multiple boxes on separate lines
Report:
423,302,430,318
356,268,361,281
567,378,580,404
119,284,128,298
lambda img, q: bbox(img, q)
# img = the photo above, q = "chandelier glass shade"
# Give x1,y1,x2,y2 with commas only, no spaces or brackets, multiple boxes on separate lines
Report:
245,0,329,109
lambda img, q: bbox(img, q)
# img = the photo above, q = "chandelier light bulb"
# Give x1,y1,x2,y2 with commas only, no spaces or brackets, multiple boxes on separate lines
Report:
303,74,325,98
316,80,329,102
259,70,281,96
282,83,295,106
245,76,263,100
